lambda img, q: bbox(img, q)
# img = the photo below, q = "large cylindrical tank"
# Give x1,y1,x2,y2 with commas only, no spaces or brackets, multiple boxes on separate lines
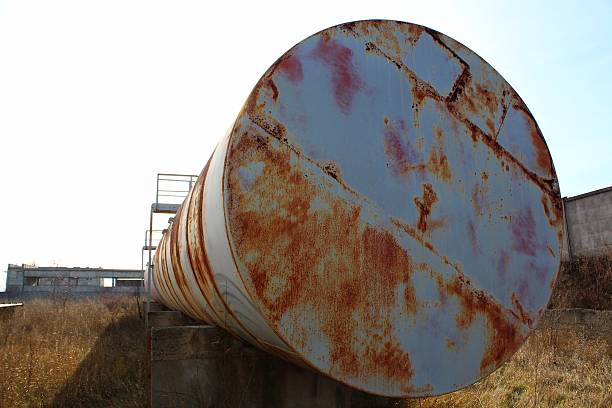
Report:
152,20,563,397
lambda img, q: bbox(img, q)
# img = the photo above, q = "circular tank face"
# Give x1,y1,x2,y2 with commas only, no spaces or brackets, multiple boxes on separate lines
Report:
224,20,563,397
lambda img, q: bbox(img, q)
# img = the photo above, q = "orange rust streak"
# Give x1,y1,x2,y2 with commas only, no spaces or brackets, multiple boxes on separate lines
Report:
513,96,552,174
391,218,435,253
168,203,201,318
276,52,303,82
494,95,509,140
158,237,182,310
238,34,552,384
227,128,417,388
382,116,427,177
511,293,533,328
245,103,363,199
231,126,527,386
391,216,526,336
472,185,484,216
541,193,563,227
475,83,498,114
440,275,525,375
363,39,560,203
268,79,279,102
427,128,452,181
156,147,274,351
446,68,471,104
311,34,363,114
414,183,438,233
184,163,223,324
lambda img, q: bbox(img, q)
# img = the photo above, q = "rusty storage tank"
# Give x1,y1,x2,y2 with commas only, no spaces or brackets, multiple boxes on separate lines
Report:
152,20,563,397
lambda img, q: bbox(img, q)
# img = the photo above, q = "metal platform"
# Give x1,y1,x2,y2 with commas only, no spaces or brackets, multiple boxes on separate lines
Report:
143,173,198,330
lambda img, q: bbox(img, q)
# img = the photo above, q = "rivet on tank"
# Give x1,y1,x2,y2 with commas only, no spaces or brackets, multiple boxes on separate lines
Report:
151,19,563,397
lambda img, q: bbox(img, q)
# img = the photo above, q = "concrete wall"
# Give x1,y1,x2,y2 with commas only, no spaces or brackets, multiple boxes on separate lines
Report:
4,265,143,297
562,186,612,260
147,306,612,408
149,323,405,408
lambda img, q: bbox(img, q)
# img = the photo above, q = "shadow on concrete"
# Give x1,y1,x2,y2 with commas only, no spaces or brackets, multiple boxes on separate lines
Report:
149,324,419,408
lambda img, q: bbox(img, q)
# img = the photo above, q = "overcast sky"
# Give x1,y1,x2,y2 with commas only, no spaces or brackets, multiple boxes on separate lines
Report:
1,0,610,290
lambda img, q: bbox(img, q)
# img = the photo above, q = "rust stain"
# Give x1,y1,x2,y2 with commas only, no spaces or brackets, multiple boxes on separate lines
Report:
322,161,342,181
511,207,537,257
373,21,402,60
382,121,451,183
472,173,489,217
497,249,509,282
427,127,452,181
472,185,483,216
527,260,548,283
510,95,552,175
312,34,362,114
170,202,201,317
364,40,438,113
494,92,510,140
152,22,564,396
184,165,226,324
485,118,496,136
268,79,279,102
529,124,551,173
347,20,422,55
246,96,288,142
446,69,471,104
363,327,414,385
154,159,269,347
511,292,533,328
364,38,560,201
541,193,563,227
227,126,417,387
475,83,498,115
383,116,423,177
168,204,198,316
277,52,304,82
438,275,524,374
467,220,477,253
401,23,423,45
245,97,364,199
391,218,435,252
414,184,438,233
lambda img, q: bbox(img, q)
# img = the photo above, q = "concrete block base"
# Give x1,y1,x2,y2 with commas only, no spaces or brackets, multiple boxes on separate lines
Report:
149,324,403,408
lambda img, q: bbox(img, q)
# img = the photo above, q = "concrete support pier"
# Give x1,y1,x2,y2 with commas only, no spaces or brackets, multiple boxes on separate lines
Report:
147,305,403,408
147,306,612,407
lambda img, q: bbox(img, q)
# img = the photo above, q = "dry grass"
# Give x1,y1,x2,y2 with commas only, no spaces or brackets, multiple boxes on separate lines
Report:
405,325,612,408
0,298,610,407
0,296,146,408
549,252,612,310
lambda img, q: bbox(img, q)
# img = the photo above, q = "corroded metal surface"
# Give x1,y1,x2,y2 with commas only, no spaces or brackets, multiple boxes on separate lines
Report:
152,20,563,397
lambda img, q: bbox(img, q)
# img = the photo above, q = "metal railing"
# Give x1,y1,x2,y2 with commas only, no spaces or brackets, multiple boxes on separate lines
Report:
155,173,198,206
144,173,198,328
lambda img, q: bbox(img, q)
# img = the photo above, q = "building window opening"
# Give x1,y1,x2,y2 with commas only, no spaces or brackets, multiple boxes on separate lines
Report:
101,278,115,288
24,277,39,286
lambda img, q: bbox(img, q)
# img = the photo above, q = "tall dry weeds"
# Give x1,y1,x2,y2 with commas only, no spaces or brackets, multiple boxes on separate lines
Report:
0,296,146,408
401,325,612,408
549,251,612,310
0,297,610,407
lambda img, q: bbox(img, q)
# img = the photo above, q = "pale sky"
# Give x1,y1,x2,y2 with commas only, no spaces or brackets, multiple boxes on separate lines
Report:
1,1,610,290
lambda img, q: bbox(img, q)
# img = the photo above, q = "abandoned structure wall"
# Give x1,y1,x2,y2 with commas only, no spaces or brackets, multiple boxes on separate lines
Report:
4,265,143,297
561,186,612,259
